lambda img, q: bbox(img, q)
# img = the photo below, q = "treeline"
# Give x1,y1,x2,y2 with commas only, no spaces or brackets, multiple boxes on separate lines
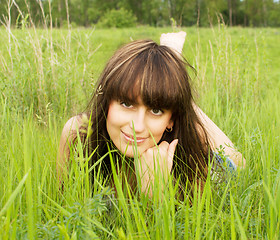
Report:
1,0,280,28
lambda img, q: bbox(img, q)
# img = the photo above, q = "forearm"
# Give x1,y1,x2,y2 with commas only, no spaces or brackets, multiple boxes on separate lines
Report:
194,104,246,168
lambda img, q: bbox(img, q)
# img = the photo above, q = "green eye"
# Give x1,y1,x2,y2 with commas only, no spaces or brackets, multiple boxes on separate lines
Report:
151,109,163,116
121,102,133,108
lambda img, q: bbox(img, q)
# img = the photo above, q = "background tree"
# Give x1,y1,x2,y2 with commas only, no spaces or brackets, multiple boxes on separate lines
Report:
1,0,280,28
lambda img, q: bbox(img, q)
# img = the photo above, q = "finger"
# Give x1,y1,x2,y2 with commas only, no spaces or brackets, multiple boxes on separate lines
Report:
167,139,178,167
158,141,169,152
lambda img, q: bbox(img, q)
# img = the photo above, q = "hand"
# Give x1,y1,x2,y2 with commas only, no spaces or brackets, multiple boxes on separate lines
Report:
135,139,178,196
160,31,186,54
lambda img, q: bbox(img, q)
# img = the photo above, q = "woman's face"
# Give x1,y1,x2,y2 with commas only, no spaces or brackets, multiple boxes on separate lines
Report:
106,97,174,157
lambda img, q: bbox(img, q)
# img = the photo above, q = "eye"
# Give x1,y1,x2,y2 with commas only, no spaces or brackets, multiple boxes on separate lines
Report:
120,101,133,109
150,108,163,116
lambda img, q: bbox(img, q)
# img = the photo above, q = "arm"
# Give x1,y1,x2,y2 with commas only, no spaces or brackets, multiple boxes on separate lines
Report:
57,116,82,180
194,104,246,168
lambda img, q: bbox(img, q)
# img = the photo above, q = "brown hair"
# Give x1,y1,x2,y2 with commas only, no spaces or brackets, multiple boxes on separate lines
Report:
79,39,213,195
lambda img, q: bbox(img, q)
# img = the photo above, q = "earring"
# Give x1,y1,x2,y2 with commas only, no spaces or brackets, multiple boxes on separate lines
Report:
166,127,173,132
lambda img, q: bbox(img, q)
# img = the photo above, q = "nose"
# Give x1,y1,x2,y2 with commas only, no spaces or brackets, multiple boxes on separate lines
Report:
129,109,146,133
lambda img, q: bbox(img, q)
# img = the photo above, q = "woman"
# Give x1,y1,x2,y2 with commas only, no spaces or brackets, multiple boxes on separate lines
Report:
57,32,245,197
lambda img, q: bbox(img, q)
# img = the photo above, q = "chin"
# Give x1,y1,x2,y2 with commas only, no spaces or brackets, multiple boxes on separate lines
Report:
119,145,144,158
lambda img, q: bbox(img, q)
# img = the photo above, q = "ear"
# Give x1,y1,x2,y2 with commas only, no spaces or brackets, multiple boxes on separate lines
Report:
167,119,174,129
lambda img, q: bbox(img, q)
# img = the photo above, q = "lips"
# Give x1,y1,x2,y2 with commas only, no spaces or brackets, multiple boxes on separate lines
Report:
121,131,147,144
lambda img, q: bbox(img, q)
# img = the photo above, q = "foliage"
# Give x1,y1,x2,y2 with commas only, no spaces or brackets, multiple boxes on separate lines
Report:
1,0,280,28
96,8,137,28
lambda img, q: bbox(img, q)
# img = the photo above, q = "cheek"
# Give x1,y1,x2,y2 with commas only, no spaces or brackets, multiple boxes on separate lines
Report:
106,102,128,139
149,118,172,142
106,104,117,138
106,108,114,127
107,108,127,127
107,102,120,124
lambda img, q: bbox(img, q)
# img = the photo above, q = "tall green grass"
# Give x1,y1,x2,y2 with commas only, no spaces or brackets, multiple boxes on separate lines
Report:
0,24,279,239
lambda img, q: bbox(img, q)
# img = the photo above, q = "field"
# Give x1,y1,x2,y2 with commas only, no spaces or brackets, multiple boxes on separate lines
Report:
0,25,280,239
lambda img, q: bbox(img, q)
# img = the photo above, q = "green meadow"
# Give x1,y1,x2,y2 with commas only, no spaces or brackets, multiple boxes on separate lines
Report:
0,26,280,239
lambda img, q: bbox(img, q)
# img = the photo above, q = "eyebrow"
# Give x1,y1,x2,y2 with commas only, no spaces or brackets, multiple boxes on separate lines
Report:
116,96,138,105
115,90,174,111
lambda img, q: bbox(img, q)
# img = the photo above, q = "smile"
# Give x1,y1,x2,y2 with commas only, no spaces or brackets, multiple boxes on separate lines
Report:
121,131,147,144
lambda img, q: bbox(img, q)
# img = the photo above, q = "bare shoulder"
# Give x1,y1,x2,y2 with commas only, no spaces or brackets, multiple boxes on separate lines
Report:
61,115,83,139
58,115,83,164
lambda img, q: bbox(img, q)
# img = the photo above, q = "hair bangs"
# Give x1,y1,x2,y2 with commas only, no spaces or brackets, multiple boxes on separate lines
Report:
104,55,144,104
140,48,189,114
104,42,190,115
